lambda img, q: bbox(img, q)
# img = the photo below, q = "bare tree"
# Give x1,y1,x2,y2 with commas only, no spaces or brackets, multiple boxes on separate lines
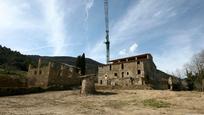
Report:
184,50,204,91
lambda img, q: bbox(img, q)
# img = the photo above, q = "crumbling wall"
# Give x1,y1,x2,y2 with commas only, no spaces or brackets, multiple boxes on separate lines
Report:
81,75,96,95
98,61,145,86
97,54,175,90
27,66,49,89
150,70,170,89
27,59,81,89
48,65,81,88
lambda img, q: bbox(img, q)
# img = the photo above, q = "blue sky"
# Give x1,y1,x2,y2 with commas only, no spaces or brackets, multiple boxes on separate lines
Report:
0,0,204,73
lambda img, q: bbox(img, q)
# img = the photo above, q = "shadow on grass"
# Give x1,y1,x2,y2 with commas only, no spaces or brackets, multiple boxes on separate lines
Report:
0,85,81,97
0,87,46,97
94,91,118,96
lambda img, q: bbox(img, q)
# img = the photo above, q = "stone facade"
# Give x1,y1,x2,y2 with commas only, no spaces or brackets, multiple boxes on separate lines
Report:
98,54,172,89
27,59,81,89
80,74,96,95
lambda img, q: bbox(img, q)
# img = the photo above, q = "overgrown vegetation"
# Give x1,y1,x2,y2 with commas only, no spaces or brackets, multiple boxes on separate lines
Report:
0,45,35,72
0,68,26,77
0,45,101,77
143,99,170,108
184,50,204,91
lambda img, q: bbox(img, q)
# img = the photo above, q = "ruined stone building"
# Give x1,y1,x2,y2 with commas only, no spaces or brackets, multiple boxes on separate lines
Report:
80,74,96,95
27,59,81,89
98,53,172,89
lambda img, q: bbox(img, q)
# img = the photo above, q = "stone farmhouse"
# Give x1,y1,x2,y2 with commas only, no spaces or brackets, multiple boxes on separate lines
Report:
27,59,81,89
98,53,172,89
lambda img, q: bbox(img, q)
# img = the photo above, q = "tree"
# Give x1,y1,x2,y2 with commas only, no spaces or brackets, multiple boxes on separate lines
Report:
76,55,81,69
75,53,86,75
184,50,204,90
186,69,196,90
81,53,86,75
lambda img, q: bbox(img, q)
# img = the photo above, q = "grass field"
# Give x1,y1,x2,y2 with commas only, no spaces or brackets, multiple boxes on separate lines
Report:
0,90,204,115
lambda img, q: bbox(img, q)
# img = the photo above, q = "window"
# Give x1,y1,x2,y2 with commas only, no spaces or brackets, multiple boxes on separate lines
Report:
114,73,117,76
109,65,112,70
34,71,37,75
122,72,124,78
121,64,124,69
104,74,108,79
127,72,129,75
137,61,140,64
60,70,63,76
39,70,42,75
100,80,103,84
138,70,141,74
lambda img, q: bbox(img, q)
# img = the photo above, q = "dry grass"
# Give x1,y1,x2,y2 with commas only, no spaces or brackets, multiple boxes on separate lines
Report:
0,90,204,115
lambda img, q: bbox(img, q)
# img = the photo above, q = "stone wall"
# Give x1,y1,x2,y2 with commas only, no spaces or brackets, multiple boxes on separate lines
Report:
27,65,50,88
97,54,173,90
27,59,81,89
149,70,170,89
98,60,150,87
81,74,96,95
48,64,81,87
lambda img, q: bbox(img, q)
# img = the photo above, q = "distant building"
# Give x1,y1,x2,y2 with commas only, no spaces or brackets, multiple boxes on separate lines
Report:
98,53,172,89
27,59,81,89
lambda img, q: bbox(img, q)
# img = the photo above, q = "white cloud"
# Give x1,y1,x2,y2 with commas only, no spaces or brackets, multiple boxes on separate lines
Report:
0,1,41,30
40,0,67,56
88,0,204,75
153,28,200,74
0,0,78,56
84,0,94,22
0,0,87,56
129,43,138,53
119,49,127,56
88,0,178,62
110,0,178,43
154,11,162,17
118,43,138,57
0,0,44,52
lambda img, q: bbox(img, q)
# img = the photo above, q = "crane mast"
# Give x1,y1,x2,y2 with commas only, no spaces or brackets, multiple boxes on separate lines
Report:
104,0,110,64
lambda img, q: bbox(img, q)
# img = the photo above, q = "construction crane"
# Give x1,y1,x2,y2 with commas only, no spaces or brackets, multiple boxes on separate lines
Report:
104,0,110,64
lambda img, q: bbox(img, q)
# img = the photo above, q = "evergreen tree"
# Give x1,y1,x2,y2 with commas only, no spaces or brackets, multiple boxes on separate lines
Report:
81,53,86,75
76,55,81,69
186,69,195,90
75,53,86,75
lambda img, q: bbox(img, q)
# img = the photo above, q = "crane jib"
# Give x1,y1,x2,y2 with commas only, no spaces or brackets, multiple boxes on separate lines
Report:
104,0,110,64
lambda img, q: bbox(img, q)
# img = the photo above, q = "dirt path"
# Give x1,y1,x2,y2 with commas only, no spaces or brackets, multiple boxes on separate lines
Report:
0,90,204,115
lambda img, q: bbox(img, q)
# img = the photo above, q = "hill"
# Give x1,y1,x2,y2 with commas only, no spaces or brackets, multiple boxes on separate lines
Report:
0,45,102,75
28,55,102,74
